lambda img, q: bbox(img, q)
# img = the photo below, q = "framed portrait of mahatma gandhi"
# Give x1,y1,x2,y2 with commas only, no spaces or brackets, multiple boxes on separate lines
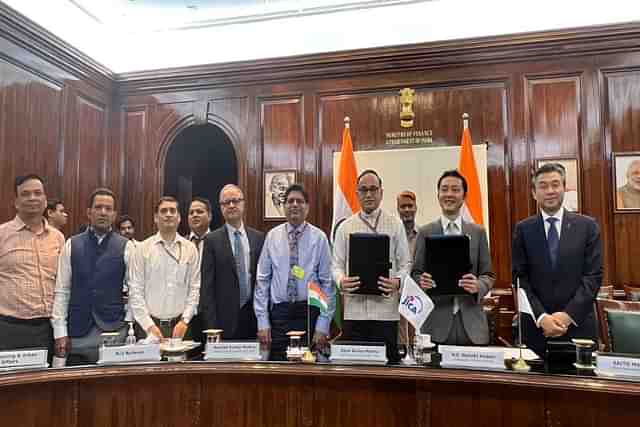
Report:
264,169,297,220
613,152,640,212
536,157,580,212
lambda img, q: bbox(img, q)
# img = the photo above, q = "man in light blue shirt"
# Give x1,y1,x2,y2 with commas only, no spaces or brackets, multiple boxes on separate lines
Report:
254,184,335,360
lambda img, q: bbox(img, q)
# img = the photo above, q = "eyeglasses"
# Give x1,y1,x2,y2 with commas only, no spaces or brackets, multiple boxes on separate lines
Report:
357,186,380,195
285,198,306,206
220,198,244,206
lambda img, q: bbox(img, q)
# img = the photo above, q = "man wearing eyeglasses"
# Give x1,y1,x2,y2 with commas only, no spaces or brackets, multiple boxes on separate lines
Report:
254,184,335,361
332,169,411,363
199,185,265,340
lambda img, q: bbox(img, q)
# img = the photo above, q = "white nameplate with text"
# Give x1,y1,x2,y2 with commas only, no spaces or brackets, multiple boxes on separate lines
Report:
439,345,505,369
98,344,161,364
330,344,387,363
205,342,261,360
0,349,48,370
596,354,640,379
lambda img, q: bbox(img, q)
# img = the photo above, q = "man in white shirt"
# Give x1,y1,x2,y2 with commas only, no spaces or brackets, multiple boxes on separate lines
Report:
129,196,201,339
332,169,411,363
51,188,134,363
187,197,212,258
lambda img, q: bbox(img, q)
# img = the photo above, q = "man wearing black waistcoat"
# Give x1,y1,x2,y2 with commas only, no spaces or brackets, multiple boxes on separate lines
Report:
51,188,133,364
512,163,603,357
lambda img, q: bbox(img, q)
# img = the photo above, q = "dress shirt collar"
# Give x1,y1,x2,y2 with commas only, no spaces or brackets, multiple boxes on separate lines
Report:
225,223,245,236
286,221,307,235
540,207,564,224
88,225,113,244
360,207,381,221
11,215,51,235
189,228,210,241
440,214,462,233
151,232,182,248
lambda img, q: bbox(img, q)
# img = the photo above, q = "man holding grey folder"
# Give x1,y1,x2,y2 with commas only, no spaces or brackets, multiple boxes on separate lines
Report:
412,170,495,346
332,169,411,363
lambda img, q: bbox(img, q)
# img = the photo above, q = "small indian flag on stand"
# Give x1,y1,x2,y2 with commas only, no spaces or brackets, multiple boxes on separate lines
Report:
308,282,329,315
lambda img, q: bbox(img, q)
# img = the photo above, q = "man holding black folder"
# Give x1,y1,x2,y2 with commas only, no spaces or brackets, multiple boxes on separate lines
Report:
332,169,411,363
412,170,495,346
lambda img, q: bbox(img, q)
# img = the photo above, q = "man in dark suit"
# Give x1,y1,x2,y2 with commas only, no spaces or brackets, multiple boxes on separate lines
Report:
512,163,603,357
412,170,495,345
199,184,265,340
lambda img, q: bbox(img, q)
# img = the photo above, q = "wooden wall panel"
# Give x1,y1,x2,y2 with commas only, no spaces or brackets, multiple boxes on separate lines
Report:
259,97,303,230
318,84,511,285
526,76,581,159
0,58,63,224
604,70,640,285
122,107,147,237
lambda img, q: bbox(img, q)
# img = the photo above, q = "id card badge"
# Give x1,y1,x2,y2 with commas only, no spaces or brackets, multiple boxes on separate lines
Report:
291,265,305,280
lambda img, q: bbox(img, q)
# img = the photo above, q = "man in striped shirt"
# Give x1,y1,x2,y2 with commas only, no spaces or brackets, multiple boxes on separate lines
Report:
0,174,65,356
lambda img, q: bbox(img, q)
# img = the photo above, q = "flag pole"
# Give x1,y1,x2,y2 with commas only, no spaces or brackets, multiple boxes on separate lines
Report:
513,276,531,372
462,112,469,130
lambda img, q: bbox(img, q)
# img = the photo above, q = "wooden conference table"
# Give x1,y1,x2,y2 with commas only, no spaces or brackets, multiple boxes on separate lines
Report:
0,361,638,426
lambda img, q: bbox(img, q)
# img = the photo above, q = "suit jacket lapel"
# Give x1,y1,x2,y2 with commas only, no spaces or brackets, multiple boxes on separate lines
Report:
222,228,239,280
534,213,555,273
557,210,573,268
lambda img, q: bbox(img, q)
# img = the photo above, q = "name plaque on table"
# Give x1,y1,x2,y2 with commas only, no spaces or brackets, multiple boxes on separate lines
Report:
596,354,640,379
204,342,261,361
330,344,387,363
98,344,161,365
439,345,504,369
0,349,48,370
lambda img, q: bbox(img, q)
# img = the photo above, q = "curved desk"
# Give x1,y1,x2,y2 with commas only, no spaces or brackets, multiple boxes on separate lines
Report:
1,362,639,426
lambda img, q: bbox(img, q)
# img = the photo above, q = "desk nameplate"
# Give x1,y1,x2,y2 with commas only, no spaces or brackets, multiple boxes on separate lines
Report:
0,349,48,370
98,344,161,364
439,345,505,370
596,354,640,379
205,342,261,360
330,344,387,363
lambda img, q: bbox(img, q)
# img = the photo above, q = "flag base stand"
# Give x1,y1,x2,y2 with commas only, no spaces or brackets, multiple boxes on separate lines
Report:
302,350,316,364
512,346,531,372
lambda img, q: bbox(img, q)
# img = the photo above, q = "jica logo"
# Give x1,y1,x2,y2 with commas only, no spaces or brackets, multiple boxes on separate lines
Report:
401,295,423,315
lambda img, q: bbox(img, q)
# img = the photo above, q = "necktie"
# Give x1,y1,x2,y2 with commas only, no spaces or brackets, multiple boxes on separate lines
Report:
547,217,559,269
446,221,461,314
287,226,302,302
446,221,459,235
191,235,202,249
234,230,250,307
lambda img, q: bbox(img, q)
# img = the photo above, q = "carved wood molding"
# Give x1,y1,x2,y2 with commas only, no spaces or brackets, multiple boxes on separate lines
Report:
2,363,639,396
117,23,640,94
0,2,113,91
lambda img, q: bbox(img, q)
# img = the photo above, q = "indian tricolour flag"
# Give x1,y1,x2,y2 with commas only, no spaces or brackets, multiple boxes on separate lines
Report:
308,282,329,315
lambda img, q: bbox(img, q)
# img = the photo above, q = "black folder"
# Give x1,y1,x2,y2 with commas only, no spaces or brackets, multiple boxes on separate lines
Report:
348,233,391,296
424,234,471,296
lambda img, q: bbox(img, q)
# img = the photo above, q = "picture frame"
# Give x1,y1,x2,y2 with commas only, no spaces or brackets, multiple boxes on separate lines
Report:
264,169,297,220
536,157,580,212
613,152,640,212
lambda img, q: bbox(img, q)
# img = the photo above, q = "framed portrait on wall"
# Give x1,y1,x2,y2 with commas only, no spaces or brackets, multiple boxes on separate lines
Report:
264,169,297,220
613,152,640,212
536,157,580,212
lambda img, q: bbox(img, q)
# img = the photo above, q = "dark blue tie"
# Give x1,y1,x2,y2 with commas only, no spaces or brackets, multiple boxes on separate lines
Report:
234,230,249,307
547,217,559,269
